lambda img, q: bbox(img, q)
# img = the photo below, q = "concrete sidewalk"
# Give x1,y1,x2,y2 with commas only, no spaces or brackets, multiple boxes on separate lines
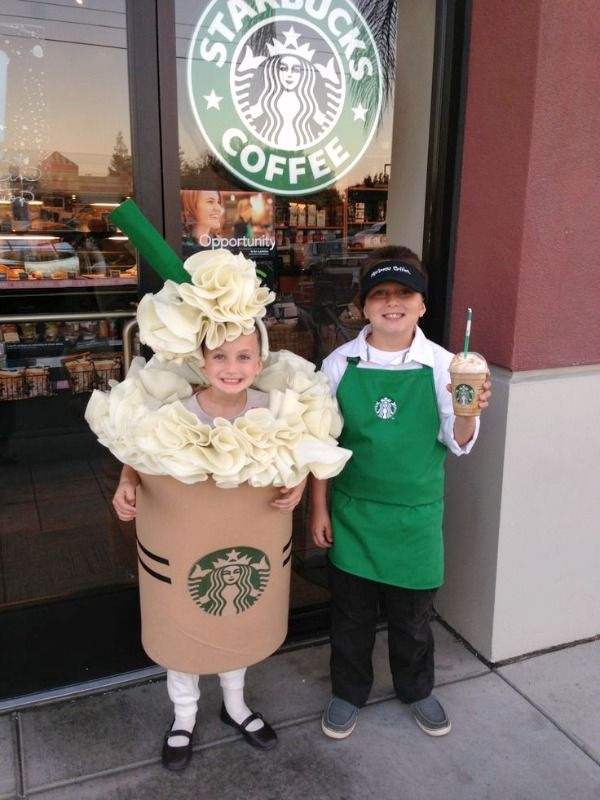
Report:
2,623,599,799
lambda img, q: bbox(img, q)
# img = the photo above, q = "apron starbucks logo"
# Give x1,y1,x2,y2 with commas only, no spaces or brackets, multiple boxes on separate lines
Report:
187,1,383,194
454,384,475,406
188,547,270,617
374,396,396,420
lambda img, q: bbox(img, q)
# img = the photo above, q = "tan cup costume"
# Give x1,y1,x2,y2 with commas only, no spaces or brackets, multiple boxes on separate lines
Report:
86,249,350,674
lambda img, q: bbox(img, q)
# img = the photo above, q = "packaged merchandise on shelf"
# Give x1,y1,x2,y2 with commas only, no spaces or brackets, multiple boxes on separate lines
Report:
0,366,53,400
61,353,94,394
19,323,38,343
288,203,298,227
43,322,60,342
0,368,26,400
62,321,80,344
296,204,307,228
25,366,53,398
92,354,122,390
79,320,99,342
61,352,123,394
1,324,20,344
271,295,298,326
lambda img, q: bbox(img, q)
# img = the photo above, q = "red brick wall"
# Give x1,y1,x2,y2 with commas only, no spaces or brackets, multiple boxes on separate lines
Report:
449,0,600,370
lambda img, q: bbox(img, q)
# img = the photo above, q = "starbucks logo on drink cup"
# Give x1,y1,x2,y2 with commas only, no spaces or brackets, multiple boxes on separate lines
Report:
454,384,475,406
187,0,383,194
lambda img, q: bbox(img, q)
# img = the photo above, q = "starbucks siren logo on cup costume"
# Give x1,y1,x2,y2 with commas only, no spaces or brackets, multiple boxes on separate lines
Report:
187,0,383,194
188,547,271,618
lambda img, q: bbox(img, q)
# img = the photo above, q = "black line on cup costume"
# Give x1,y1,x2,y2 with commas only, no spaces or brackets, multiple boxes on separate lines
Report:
137,536,170,566
282,533,293,567
137,554,172,584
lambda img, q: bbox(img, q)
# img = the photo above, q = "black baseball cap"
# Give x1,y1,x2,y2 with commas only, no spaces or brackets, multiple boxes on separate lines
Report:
359,260,427,306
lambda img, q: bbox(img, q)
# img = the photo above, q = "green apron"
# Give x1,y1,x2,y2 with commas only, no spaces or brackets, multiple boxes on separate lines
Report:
330,358,446,589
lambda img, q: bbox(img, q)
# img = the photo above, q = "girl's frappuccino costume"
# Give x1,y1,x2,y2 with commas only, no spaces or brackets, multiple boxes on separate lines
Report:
86,228,350,675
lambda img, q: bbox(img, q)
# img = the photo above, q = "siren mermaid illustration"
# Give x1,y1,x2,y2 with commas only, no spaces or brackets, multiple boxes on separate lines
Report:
234,27,343,150
188,548,270,617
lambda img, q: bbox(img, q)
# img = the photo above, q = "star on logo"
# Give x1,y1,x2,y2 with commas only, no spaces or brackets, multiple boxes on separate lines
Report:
204,90,223,110
352,104,368,121
282,26,301,48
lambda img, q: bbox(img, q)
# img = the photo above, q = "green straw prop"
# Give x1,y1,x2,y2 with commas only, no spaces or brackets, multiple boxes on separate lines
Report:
463,307,472,357
109,199,191,285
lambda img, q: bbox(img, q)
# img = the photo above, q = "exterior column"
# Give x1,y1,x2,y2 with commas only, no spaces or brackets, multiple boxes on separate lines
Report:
437,0,600,661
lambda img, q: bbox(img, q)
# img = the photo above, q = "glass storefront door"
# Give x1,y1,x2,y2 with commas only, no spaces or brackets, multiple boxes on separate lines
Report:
173,0,403,622
0,1,147,699
0,0,460,701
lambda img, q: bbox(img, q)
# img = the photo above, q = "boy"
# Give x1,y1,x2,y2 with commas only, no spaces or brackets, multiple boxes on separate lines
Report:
310,246,491,739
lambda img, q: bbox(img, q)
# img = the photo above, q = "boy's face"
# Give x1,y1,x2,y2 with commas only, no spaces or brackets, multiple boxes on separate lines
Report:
363,281,426,347
202,332,263,396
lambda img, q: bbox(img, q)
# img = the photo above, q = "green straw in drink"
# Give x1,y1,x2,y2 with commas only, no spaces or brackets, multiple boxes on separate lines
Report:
109,199,191,285
463,307,472,357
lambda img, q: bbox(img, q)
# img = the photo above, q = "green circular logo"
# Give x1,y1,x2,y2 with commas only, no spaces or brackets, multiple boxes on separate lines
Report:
188,547,270,616
187,1,383,194
454,384,475,406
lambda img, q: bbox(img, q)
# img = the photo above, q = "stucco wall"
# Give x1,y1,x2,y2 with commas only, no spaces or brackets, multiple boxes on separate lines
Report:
439,365,600,662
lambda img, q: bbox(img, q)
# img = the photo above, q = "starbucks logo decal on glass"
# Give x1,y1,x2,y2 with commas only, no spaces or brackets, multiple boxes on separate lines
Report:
374,396,396,420
187,1,383,194
188,547,270,617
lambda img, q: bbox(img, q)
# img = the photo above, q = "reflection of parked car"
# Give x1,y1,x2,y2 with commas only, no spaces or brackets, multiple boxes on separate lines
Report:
349,222,387,250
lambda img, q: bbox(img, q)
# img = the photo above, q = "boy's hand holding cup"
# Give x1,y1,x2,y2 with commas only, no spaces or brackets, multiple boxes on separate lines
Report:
449,351,489,416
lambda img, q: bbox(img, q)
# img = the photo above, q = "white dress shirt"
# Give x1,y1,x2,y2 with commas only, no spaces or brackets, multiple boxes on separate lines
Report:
320,324,478,456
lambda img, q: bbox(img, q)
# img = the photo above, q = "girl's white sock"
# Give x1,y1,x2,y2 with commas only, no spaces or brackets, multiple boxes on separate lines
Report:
219,668,263,732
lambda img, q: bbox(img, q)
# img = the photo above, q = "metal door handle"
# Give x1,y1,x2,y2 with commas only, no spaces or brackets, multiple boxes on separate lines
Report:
121,318,139,373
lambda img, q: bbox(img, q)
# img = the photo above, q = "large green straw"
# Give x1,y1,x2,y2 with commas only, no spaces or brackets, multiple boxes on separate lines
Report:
109,199,191,284
463,307,472,356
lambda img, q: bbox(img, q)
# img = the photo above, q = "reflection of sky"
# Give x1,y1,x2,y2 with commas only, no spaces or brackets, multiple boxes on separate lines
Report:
0,3,130,176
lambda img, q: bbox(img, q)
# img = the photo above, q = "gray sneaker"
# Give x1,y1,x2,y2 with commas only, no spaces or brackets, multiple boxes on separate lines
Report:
410,695,451,736
321,696,359,739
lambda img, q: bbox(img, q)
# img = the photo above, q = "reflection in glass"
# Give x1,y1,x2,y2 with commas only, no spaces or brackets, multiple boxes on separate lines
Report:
0,3,137,616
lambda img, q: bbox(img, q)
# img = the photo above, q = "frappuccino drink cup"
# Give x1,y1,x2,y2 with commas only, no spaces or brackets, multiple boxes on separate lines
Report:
449,351,488,416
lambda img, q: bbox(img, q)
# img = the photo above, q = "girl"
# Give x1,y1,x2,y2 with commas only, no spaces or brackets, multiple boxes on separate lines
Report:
113,329,305,770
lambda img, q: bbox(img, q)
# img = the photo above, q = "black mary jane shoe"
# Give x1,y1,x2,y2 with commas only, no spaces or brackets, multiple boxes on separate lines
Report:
220,703,278,750
161,726,195,771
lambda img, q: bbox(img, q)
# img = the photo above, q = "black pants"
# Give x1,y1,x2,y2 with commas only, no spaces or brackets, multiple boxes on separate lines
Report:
328,561,437,707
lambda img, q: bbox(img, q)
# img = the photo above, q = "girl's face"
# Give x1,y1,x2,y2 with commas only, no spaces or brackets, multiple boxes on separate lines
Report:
201,332,263,398
196,192,223,230
279,56,302,90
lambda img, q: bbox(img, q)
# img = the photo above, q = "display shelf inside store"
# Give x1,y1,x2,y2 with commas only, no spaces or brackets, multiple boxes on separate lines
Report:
348,221,386,226
347,185,388,191
0,277,136,290
6,339,123,365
